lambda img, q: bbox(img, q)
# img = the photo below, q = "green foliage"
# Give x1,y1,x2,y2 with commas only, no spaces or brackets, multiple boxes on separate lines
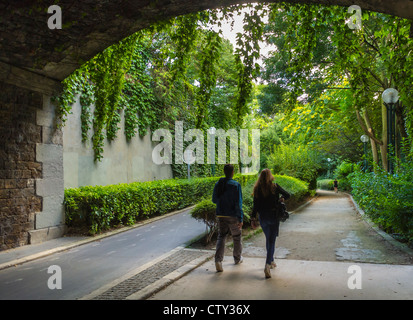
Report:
65,177,218,235
261,3,413,170
89,34,139,161
65,173,256,235
195,31,222,128
267,142,322,189
233,4,267,125
190,199,217,243
122,34,156,139
350,158,413,244
273,174,311,207
333,161,360,191
317,179,334,190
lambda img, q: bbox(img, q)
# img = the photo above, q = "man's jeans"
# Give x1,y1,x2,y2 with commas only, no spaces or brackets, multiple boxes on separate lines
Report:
215,216,242,263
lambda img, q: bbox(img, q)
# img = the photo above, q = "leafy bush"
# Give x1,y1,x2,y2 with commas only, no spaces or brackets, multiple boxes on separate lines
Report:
317,179,334,190
267,143,322,190
190,199,217,243
350,162,413,245
274,174,310,206
64,173,259,235
65,177,218,235
333,161,360,191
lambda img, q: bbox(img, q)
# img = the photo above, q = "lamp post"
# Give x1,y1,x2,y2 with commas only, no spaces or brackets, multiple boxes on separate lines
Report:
184,149,195,180
382,88,399,174
327,158,331,178
360,134,369,172
208,127,216,176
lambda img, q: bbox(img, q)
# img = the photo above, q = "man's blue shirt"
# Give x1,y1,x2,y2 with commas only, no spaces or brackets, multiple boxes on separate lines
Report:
212,178,243,222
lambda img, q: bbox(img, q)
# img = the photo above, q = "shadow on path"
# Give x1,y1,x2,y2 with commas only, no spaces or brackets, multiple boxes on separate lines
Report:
243,190,413,265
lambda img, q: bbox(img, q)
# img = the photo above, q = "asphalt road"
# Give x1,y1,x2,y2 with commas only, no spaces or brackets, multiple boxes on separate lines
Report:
0,210,206,300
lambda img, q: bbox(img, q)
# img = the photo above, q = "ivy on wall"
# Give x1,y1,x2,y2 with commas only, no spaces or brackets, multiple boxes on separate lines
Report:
53,5,264,166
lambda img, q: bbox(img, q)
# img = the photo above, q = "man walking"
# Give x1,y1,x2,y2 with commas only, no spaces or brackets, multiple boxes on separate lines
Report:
212,164,243,272
334,179,338,193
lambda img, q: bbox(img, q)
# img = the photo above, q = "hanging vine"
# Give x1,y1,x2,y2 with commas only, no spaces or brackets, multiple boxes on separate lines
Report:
233,3,267,126
54,5,265,162
195,30,222,129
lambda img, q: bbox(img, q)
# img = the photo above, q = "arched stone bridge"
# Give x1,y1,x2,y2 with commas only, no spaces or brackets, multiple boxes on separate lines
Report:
0,0,412,250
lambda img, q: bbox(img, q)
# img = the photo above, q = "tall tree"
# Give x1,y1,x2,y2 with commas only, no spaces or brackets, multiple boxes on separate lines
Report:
260,3,413,171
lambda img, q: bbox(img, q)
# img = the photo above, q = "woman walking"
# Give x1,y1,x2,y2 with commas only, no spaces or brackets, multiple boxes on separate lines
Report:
251,169,290,278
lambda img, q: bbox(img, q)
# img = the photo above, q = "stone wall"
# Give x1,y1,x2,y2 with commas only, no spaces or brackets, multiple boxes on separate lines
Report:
0,82,43,250
30,96,66,244
0,86,173,251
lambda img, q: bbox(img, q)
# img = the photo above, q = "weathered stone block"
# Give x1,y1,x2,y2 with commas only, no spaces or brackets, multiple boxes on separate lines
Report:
29,225,67,245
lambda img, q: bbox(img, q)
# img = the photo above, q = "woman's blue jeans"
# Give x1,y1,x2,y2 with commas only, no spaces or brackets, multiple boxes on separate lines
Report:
259,217,278,265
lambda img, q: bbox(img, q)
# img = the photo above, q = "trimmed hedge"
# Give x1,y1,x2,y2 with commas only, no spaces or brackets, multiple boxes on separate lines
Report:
273,174,310,206
64,173,258,235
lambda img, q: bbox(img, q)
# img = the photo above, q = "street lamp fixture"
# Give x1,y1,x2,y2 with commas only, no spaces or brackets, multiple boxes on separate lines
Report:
360,134,369,143
382,88,399,105
382,88,399,173
360,134,369,172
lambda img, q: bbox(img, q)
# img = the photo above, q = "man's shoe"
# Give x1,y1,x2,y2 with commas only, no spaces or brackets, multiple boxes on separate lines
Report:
215,261,223,272
234,256,244,265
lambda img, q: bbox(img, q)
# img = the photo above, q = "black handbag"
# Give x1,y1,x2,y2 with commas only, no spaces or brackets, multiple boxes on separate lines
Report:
272,193,289,222
278,202,289,222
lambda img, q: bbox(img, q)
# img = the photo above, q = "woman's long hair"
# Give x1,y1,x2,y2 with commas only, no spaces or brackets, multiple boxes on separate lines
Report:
253,168,276,198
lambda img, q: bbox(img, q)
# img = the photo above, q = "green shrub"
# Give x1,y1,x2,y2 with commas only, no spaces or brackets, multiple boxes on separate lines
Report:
267,143,322,189
350,163,413,245
64,173,260,235
334,161,360,191
317,179,334,190
65,171,311,236
190,199,217,243
274,174,309,202
65,177,218,235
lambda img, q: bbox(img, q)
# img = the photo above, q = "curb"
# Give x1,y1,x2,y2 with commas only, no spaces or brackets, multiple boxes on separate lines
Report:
347,193,413,257
0,205,195,271
290,193,319,214
79,246,214,300
126,249,214,300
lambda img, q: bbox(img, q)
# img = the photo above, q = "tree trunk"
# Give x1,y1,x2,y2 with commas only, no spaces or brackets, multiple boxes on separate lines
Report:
355,109,383,170
363,110,379,167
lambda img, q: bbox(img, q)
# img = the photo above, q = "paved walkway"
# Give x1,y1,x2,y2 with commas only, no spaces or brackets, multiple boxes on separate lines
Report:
148,191,413,300
149,257,413,300
1,191,412,300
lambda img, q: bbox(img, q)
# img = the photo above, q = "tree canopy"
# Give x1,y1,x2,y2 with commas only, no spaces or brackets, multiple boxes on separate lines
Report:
259,3,413,171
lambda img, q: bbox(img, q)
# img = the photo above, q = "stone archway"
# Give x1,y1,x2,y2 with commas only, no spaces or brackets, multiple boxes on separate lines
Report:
1,0,412,93
0,0,412,250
